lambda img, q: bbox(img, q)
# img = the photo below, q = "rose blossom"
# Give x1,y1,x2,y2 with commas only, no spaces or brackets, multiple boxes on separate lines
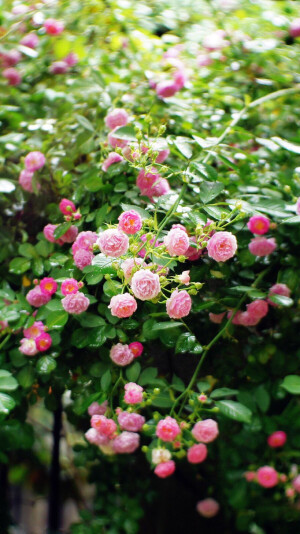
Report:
44,19,64,35
178,270,190,285
97,229,129,257
64,52,78,66
131,269,160,301
154,460,176,478
166,290,192,319
19,338,38,356
268,283,291,306
43,224,62,244
247,215,270,235
35,332,52,352
244,471,256,482
152,448,172,465
292,475,300,493
124,382,144,404
73,249,94,270
156,417,180,442
88,401,108,416
156,80,179,98
164,228,189,257
185,236,203,261
257,466,279,488
61,278,79,296
39,277,57,296
85,428,110,446
108,293,137,318
118,210,143,235
91,415,117,437
290,19,300,38
26,286,51,307
121,258,144,281
108,129,129,149
23,321,46,339
18,169,35,192
187,443,208,464
112,431,140,454
197,54,213,66
62,292,89,314
3,68,21,86
73,231,98,251
128,341,144,358
50,61,68,74
209,312,226,324
102,152,123,171
20,33,39,49
117,412,145,432
245,300,268,325
136,168,170,199
105,109,129,130
267,431,287,448
1,50,21,67
59,198,76,216
155,148,170,164
207,231,237,262
248,236,277,257
192,419,219,443
60,225,78,243
196,498,220,518
138,234,160,258
24,151,45,172
110,344,134,367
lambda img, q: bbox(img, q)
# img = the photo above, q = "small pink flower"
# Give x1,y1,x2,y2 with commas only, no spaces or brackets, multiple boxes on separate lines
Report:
110,344,135,367
97,229,129,258
198,394,207,403
113,431,140,454
166,290,192,319
128,341,144,358
192,419,219,443
164,228,189,257
49,61,68,74
296,198,300,215
131,269,160,301
292,475,300,493
3,67,21,85
286,487,295,498
20,33,39,49
24,151,46,172
62,292,89,314
209,312,226,324
73,249,94,270
257,466,279,488
154,460,176,478
59,198,76,216
156,416,181,442
108,293,137,318
23,321,46,339
187,443,208,464
43,224,61,244
121,258,144,281
60,225,78,243
88,401,108,416
124,382,144,404
61,278,79,296
91,415,117,437
248,236,277,257
246,300,268,325
185,236,203,261
197,54,213,66
18,169,35,192
173,69,187,89
156,80,179,98
268,284,291,306
26,286,51,307
290,18,300,38
151,448,172,465
39,277,57,296
74,231,98,251
105,109,129,130
247,215,270,235
19,338,38,356
102,152,123,171
85,428,109,446
136,168,170,199
196,498,220,518
207,231,237,262
244,471,256,482
35,332,52,352
155,149,170,164
108,129,129,149
118,210,143,235
64,52,78,66
117,412,145,431
44,19,64,35
1,50,21,67
178,270,190,285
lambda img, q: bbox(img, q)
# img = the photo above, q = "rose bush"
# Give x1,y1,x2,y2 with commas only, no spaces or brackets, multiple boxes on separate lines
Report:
0,0,300,533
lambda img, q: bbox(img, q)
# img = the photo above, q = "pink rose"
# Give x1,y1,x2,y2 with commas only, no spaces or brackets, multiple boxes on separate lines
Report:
3,68,21,86
185,236,203,261
136,168,170,199
197,54,213,67
85,428,109,446
88,401,108,417
128,341,144,358
23,321,45,339
117,412,145,432
43,224,62,245
105,109,129,130
244,471,256,482
20,33,39,49
154,460,176,478
49,61,68,75
290,18,300,38
166,290,192,319
257,466,278,488
24,151,45,172
196,498,220,518
91,415,117,437
209,312,226,324
112,431,140,454
124,382,144,404
156,80,179,98
192,419,219,443
64,52,78,66
61,278,79,296
247,215,270,235
39,277,57,296
35,332,52,352
108,129,129,149
156,416,180,442
207,231,237,262
268,283,291,306
62,292,89,314
108,293,137,318
248,236,276,257
60,225,78,243
267,431,287,448
131,269,160,301
110,344,134,367
118,210,143,235
19,338,38,356
73,231,98,251
1,50,21,67
73,249,94,270
187,443,208,464
59,198,76,216
164,228,189,257
155,148,170,164
292,475,300,493
121,258,144,281
178,270,190,285
102,152,123,171
26,286,51,307
97,229,129,257
44,19,64,35
18,169,35,193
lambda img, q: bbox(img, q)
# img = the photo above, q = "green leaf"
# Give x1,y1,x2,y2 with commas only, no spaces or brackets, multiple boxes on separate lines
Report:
101,370,111,392
152,321,184,333
282,216,300,225
121,204,150,219
0,370,18,392
75,114,95,132
268,294,293,307
86,271,103,285
17,366,35,389
210,388,238,399
9,257,31,275
175,333,197,354
36,356,57,375
32,257,44,277
95,204,109,226
215,400,252,423
18,243,37,259
0,393,15,414
0,179,15,193
53,222,72,239
126,362,141,382
46,311,69,329
78,314,106,328
103,280,122,298
271,136,300,154
281,375,300,395
255,385,270,413
139,367,158,386
113,126,136,141
172,136,193,159
92,254,117,274
199,181,224,204
152,392,173,408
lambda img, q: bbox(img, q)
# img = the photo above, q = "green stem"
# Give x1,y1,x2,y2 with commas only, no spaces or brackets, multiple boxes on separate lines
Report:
0,335,11,351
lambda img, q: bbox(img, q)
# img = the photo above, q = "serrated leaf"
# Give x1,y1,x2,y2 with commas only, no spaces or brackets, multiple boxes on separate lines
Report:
172,136,193,159
199,181,224,204
210,388,238,399
215,400,252,423
92,254,117,274
46,311,68,329
75,114,95,132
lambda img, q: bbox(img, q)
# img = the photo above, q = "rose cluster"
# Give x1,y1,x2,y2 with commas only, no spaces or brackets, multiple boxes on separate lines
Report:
19,320,52,356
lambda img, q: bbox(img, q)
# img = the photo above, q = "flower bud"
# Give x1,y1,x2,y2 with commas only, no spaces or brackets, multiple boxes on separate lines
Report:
141,445,148,453
153,388,160,395
178,255,186,262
